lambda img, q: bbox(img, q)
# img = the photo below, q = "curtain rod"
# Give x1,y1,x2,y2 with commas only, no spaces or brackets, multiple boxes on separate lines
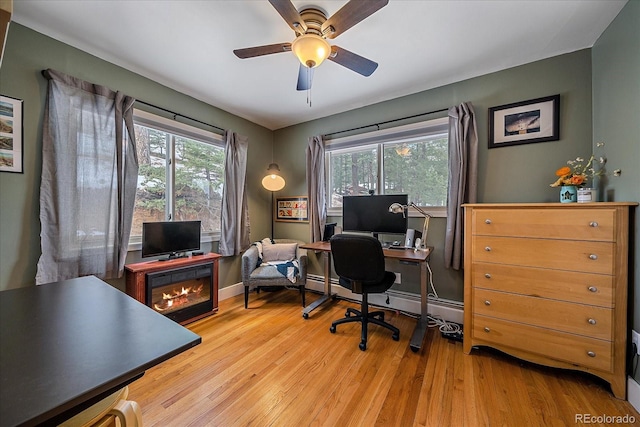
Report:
40,70,225,133
134,100,225,133
323,107,449,138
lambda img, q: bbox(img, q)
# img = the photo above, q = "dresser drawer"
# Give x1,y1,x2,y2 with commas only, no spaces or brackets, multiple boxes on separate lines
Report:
473,289,613,341
472,262,614,307
472,208,615,241
472,236,614,274
472,315,612,372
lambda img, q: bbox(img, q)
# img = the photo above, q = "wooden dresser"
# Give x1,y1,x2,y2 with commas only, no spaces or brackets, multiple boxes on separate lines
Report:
463,202,636,399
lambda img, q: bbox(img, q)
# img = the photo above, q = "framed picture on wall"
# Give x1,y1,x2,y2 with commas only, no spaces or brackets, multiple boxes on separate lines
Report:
0,95,24,173
275,196,309,222
488,94,560,148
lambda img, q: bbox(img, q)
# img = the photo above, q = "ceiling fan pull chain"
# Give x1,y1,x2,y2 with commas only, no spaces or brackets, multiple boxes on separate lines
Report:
307,72,312,107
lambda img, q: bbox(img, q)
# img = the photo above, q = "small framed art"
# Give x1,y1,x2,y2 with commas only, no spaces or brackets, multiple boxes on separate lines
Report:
488,94,560,149
0,95,24,173
275,196,309,222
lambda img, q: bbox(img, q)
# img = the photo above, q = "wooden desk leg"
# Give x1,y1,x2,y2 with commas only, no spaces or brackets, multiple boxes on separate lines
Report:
409,260,429,352
302,251,335,319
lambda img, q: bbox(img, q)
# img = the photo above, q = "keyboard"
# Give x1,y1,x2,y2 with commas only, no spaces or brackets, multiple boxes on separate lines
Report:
388,245,409,250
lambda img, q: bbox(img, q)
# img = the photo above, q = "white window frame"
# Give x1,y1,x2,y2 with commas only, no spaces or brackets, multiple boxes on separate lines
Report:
128,110,225,250
325,117,449,218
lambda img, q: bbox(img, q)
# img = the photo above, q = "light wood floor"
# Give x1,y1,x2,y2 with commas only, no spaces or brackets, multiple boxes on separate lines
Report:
127,290,639,426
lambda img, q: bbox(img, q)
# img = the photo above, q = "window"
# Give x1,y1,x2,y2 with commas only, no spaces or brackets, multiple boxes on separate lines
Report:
130,111,225,243
326,118,449,216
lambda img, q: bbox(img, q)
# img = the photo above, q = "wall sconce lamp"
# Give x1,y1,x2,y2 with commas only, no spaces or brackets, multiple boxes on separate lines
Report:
388,202,431,250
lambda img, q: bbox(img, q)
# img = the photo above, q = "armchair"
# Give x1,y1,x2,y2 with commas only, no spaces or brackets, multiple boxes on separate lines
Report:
241,239,308,308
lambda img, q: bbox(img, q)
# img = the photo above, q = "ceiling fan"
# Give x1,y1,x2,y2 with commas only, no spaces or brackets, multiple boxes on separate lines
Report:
233,0,389,91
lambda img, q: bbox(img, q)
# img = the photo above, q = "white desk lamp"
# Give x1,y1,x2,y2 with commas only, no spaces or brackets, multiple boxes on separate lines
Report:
388,202,431,250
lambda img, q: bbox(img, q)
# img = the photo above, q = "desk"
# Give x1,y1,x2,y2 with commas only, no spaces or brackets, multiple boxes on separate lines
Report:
0,276,201,427
300,241,431,352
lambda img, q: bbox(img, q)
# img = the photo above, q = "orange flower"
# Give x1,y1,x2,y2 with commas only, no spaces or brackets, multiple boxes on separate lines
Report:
570,175,585,185
555,166,571,177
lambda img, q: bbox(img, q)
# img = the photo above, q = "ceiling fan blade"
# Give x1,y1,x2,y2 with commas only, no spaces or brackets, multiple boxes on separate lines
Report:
328,45,378,77
296,65,314,91
268,0,307,35
321,0,388,39
233,43,291,59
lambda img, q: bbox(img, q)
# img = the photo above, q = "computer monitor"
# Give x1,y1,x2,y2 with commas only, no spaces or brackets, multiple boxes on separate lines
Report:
342,194,408,235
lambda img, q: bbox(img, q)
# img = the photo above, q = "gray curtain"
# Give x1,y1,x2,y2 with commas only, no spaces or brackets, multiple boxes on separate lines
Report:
444,102,478,270
36,69,138,284
219,130,250,256
306,135,326,242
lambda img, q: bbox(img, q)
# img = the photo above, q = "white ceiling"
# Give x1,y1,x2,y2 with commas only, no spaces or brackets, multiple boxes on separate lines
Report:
12,0,626,130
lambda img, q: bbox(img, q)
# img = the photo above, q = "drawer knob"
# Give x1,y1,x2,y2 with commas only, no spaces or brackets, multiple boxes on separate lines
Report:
589,221,599,227
588,318,597,325
484,273,492,279
589,254,598,260
587,351,596,358
588,286,598,293
484,300,491,306
484,327,490,333
485,246,492,252
485,219,492,224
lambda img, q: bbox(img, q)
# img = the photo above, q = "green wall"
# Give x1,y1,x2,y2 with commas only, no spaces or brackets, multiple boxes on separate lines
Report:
274,50,594,301
592,0,640,337
0,23,274,291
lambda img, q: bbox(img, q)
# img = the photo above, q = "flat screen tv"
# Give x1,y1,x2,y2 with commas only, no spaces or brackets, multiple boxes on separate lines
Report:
142,220,201,259
342,194,408,235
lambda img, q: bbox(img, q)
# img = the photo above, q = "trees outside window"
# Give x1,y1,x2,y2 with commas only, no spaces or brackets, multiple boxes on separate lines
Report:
326,118,449,213
131,111,224,240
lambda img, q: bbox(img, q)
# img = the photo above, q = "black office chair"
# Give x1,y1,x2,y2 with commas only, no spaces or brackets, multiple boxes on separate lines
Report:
329,234,400,351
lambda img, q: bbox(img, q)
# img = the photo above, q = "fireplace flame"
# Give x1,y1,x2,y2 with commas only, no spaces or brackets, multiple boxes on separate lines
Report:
153,284,204,312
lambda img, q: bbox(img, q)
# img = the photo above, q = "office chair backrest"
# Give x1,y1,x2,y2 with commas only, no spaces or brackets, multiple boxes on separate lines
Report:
330,234,385,284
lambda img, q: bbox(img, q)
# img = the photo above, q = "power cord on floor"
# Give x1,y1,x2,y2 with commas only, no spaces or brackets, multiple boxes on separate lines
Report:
426,261,439,300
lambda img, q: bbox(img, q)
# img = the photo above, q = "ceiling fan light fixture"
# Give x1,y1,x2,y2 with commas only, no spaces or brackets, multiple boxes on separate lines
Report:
291,34,330,68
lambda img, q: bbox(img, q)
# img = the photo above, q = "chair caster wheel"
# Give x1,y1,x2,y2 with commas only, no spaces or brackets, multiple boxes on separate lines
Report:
302,312,309,319
359,342,366,351
330,326,336,333
392,333,399,341
344,310,351,318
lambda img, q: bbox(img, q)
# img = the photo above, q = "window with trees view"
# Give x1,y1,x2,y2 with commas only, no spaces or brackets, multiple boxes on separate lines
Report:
326,118,449,213
130,111,225,240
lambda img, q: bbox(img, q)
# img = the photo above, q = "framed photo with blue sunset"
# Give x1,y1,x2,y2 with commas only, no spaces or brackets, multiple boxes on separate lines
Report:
488,94,560,149
0,95,24,173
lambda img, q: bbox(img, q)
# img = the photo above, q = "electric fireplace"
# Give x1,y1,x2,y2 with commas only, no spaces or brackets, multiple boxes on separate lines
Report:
146,263,213,324
125,254,220,325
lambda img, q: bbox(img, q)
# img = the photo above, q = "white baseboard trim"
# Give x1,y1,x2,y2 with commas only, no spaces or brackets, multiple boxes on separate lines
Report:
628,376,640,413
219,282,245,301
305,275,464,325
221,278,463,325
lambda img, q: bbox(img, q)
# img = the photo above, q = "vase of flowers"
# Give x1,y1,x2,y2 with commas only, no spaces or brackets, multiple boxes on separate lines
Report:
550,143,620,203
559,184,578,203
